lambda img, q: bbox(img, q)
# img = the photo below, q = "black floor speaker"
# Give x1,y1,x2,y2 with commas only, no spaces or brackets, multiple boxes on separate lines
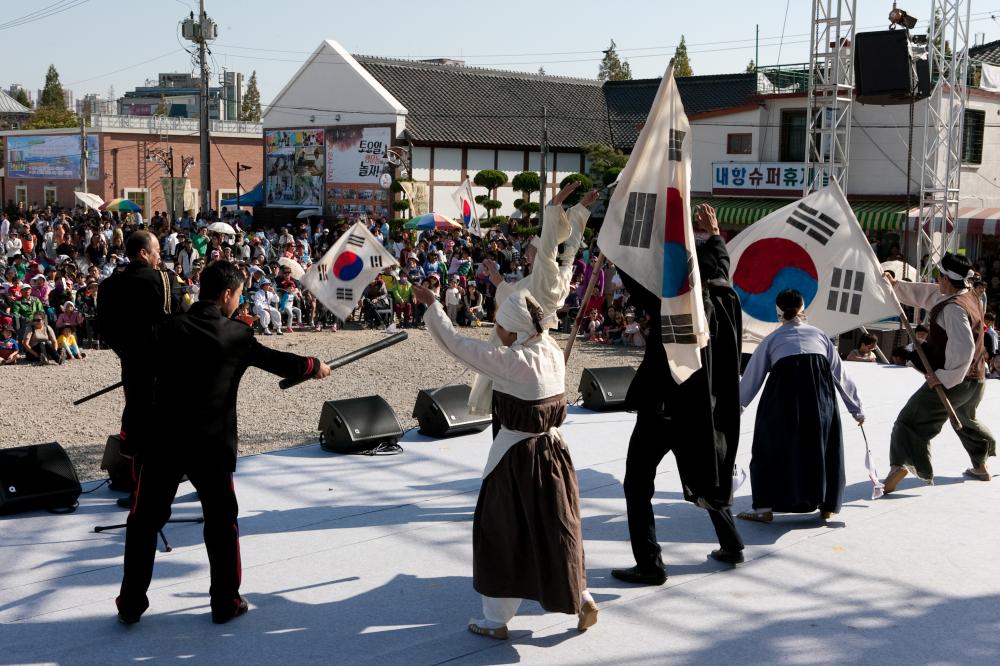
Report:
578,366,636,411
0,442,81,514
101,435,134,492
319,396,403,453
412,384,492,438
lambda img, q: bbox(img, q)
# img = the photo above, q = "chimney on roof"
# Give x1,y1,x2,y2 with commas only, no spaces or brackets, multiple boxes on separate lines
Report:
419,58,465,67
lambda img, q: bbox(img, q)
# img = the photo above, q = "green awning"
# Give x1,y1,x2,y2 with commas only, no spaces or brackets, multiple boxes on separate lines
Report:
691,197,908,231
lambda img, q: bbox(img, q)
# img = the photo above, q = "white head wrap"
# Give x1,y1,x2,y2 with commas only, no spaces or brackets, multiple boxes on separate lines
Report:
495,291,541,344
938,253,974,286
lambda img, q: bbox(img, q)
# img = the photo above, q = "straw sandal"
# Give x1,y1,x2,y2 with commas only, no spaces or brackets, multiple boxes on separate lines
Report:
883,466,909,494
577,600,599,632
963,467,991,481
468,622,508,640
737,510,773,523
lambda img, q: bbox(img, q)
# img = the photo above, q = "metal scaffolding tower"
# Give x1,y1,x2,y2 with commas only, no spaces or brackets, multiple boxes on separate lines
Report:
804,0,857,195
916,0,972,279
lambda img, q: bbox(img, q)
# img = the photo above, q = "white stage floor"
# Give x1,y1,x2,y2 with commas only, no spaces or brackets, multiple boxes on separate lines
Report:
3,363,1000,665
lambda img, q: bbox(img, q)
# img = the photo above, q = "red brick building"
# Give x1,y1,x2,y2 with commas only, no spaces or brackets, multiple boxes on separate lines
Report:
0,115,262,215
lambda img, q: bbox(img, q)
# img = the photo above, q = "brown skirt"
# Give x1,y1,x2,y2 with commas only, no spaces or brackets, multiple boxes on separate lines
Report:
472,432,586,615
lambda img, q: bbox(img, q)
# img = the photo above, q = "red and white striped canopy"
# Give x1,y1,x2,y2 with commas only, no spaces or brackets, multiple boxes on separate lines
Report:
905,207,1000,234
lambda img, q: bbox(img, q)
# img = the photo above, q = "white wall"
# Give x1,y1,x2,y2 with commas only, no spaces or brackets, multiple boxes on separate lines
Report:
411,147,431,182
690,107,765,193
433,147,462,183
497,150,525,179
467,148,494,175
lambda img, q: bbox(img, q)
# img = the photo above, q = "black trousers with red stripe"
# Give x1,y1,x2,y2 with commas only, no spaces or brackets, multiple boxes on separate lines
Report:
118,456,242,619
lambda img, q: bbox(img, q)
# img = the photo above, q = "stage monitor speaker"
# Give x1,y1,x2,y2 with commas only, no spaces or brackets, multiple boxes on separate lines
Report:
412,384,492,438
319,396,403,454
578,366,636,411
0,442,81,514
101,435,134,492
855,29,929,105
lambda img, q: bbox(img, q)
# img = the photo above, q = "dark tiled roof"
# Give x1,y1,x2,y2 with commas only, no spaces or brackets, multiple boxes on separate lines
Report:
971,39,1000,64
605,73,759,151
355,57,759,153
356,56,611,150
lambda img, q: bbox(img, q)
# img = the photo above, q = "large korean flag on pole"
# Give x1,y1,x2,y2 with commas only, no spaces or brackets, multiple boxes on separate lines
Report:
727,182,897,351
302,221,398,321
597,62,707,383
451,177,483,237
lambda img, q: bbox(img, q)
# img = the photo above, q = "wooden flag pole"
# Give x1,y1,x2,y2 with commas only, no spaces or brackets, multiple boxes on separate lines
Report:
564,253,607,362
890,293,962,432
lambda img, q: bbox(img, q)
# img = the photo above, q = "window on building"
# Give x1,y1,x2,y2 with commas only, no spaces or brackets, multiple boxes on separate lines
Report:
43,186,57,207
780,109,808,162
218,190,238,211
123,188,149,215
962,109,986,165
727,133,753,155
14,186,27,206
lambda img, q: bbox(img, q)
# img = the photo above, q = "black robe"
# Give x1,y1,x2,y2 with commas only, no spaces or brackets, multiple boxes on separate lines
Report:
619,235,742,510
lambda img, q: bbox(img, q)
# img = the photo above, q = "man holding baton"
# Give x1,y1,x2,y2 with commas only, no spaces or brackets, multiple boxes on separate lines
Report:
883,253,995,492
117,261,330,625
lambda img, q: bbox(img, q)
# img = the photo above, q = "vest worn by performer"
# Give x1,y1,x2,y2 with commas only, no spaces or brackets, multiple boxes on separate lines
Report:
924,290,987,381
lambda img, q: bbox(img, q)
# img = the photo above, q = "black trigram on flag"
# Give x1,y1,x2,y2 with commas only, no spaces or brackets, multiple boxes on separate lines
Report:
317,264,329,282
785,202,840,245
661,313,698,344
335,287,354,301
619,192,657,248
345,233,365,248
668,129,685,162
827,267,864,315
370,255,383,268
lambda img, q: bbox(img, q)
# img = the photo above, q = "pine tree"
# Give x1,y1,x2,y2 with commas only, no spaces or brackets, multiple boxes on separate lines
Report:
240,71,261,122
746,59,756,73
39,65,66,110
538,66,546,76
156,94,169,116
13,88,31,108
673,35,694,77
597,40,633,81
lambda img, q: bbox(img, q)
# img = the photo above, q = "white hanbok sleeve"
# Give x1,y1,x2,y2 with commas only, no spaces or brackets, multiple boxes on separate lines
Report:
739,336,772,408
893,281,944,310
424,301,536,384
936,303,976,389
824,336,864,418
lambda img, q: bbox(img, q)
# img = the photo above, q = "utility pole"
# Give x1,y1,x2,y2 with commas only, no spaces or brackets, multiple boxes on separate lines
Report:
80,112,88,194
183,2,217,218
539,105,548,226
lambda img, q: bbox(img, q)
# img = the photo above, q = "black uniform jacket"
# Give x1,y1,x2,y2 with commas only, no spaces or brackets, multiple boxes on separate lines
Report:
619,235,743,509
98,262,182,359
149,301,319,471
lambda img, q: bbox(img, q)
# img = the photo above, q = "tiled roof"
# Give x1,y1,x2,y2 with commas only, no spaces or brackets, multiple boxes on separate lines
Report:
605,73,760,151
355,57,759,153
356,56,611,150
0,88,32,115
971,39,1000,64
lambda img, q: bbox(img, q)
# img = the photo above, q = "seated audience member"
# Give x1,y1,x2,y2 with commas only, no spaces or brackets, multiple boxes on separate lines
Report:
622,309,645,347
604,306,625,345
0,318,19,365
890,346,910,366
847,333,879,362
586,308,605,342
22,313,61,365
905,324,928,352
57,324,85,360
391,274,415,326
462,282,486,326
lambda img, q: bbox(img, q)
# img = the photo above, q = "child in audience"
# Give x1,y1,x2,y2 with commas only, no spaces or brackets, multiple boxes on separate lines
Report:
847,333,878,362
0,319,19,365
57,324,85,360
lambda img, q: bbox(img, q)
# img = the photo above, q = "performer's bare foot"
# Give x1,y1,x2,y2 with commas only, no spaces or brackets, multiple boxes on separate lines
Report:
577,600,599,631
883,466,908,494
468,621,508,640
821,511,836,520
963,465,991,481
737,510,773,523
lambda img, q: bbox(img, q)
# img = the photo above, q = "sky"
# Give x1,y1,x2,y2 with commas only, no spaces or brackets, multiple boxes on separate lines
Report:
5,0,1000,105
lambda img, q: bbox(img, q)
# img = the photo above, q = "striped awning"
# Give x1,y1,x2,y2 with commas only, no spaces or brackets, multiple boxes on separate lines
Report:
693,197,908,231
904,206,1000,234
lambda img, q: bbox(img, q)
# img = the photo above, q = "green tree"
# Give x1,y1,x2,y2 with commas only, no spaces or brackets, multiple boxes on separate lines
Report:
673,35,694,77
558,173,593,206
39,65,66,110
13,88,31,108
745,58,756,73
598,39,632,81
28,64,77,129
156,94,169,117
240,70,262,122
511,171,541,220
473,169,508,201
537,66,546,76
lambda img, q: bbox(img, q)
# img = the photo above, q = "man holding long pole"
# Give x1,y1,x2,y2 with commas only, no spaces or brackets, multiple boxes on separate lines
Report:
882,253,995,492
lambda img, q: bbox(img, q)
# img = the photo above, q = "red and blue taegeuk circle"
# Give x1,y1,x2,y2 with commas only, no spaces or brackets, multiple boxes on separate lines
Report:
462,199,473,226
732,238,818,322
332,250,364,281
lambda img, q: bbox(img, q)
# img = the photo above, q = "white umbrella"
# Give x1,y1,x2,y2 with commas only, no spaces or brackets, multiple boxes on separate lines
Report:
74,191,105,211
207,221,237,235
297,208,322,219
881,259,918,281
277,256,305,280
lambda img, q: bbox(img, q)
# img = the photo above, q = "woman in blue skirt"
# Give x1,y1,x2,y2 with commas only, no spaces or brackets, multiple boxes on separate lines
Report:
738,289,865,523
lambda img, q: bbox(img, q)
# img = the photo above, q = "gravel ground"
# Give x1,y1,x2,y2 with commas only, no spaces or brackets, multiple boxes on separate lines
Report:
0,326,641,481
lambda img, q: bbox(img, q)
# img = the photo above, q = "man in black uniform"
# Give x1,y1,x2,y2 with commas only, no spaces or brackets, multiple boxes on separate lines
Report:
97,231,182,502
116,261,331,625
611,204,744,585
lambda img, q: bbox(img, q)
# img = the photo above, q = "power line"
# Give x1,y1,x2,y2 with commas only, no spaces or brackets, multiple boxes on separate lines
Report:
0,0,90,32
